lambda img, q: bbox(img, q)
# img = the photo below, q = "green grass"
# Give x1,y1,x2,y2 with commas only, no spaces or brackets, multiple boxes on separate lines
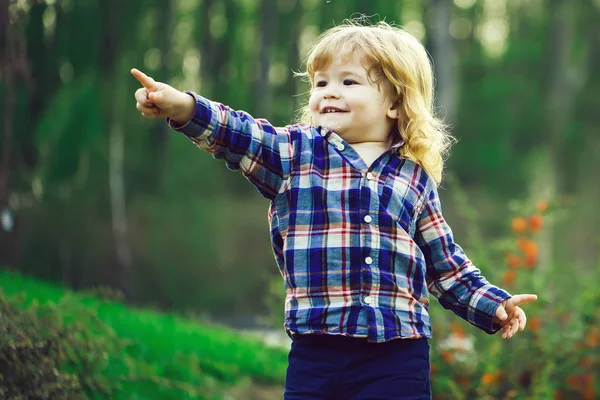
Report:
0,270,288,399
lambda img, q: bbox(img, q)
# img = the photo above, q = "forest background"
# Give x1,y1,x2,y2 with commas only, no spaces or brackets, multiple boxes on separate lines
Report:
1,0,599,397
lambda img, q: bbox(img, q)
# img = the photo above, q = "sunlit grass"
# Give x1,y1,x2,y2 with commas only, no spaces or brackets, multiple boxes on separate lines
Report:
0,270,288,399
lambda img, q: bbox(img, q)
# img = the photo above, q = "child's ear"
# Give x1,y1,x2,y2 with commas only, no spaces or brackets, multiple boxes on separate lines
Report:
387,105,399,120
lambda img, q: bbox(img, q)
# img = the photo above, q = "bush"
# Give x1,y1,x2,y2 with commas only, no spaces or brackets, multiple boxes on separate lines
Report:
0,290,125,399
0,274,288,399
427,194,600,399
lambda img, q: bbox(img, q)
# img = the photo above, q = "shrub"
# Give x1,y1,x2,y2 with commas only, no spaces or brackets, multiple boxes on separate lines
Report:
428,193,600,399
0,290,125,399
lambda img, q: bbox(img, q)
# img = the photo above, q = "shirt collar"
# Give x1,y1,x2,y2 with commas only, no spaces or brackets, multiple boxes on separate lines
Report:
316,125,405,151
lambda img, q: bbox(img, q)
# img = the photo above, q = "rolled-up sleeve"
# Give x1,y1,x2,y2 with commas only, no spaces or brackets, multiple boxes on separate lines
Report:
415,183,511,334
168,92,295,200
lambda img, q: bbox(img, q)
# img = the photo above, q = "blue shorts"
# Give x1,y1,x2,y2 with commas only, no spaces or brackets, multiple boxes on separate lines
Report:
284,334,431,400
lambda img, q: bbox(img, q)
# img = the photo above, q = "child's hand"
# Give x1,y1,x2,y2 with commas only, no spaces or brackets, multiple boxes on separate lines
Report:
131,68,196,125
494,294,538,339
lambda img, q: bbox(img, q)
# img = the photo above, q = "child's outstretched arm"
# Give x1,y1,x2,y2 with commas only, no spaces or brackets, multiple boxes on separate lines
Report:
416,183,538,339
131,68,295,200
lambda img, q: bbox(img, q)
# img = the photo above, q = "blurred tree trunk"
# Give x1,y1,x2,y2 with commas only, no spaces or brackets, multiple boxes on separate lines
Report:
101,0,133,294
279,0,301,121
426,0,455,121
221,0,235,95
0,0,15,264
566,0,597,267
533,0,580,272
0,0,33,268
581,1,600,268
199,0,234,101
152,0,175,190
199,0,215,98
254,0,277,117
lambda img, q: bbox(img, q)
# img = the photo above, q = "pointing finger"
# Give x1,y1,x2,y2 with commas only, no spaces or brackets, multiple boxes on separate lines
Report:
510,294,538,307
131,68,156,90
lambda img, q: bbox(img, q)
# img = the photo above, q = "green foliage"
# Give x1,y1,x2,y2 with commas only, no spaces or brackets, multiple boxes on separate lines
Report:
425,192,600,400
4,0,598,326
34,74,103,186
0,271,288,399
0,290,122,399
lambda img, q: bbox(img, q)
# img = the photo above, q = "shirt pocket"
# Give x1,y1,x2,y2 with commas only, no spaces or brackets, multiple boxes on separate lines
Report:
381,173,426,236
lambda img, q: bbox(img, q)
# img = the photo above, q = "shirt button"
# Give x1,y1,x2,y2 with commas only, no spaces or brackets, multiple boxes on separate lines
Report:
366,172,374,180
364,295,372,305
336,143,345,151
364,215,372,223
365,256,373,265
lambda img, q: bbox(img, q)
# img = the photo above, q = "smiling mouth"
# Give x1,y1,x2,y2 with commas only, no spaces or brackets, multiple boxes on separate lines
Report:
320,107,348,113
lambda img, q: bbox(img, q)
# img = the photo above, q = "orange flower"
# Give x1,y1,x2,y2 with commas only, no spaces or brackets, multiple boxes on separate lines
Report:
440,350,454,363
502,269,517,286
505,253,523,268
516,237,528,252
529,215,544,234
481,372,499,386
512,217,528,233
536,200,549,213
585,326,600,347
517,238,538,259
524,253,538,269
524,241,538,258
451,321,467,338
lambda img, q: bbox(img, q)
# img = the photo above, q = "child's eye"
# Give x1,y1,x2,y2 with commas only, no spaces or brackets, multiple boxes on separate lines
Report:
315,80,327,87
343,79,357,86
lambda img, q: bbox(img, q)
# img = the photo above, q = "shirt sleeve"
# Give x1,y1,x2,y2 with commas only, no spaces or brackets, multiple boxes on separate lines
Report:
415,183,512,334
167,92,295,200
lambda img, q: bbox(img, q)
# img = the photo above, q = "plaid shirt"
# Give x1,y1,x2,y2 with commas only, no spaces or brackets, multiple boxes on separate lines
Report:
169,92,512,343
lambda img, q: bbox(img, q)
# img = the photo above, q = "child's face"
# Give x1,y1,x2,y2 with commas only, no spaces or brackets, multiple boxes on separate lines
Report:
309,52,398,144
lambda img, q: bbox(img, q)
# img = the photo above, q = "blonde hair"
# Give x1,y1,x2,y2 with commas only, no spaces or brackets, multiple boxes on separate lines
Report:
296,19,454,184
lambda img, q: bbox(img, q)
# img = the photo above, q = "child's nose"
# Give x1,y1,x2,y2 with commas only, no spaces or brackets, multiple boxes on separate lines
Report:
322,83,341,99
323,90,341,99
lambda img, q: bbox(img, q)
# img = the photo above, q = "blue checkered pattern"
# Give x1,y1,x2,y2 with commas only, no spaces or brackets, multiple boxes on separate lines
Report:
168,92,512,342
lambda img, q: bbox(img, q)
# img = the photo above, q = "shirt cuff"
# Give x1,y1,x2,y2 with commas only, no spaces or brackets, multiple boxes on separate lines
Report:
166,91,215,139
468,285,512,334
